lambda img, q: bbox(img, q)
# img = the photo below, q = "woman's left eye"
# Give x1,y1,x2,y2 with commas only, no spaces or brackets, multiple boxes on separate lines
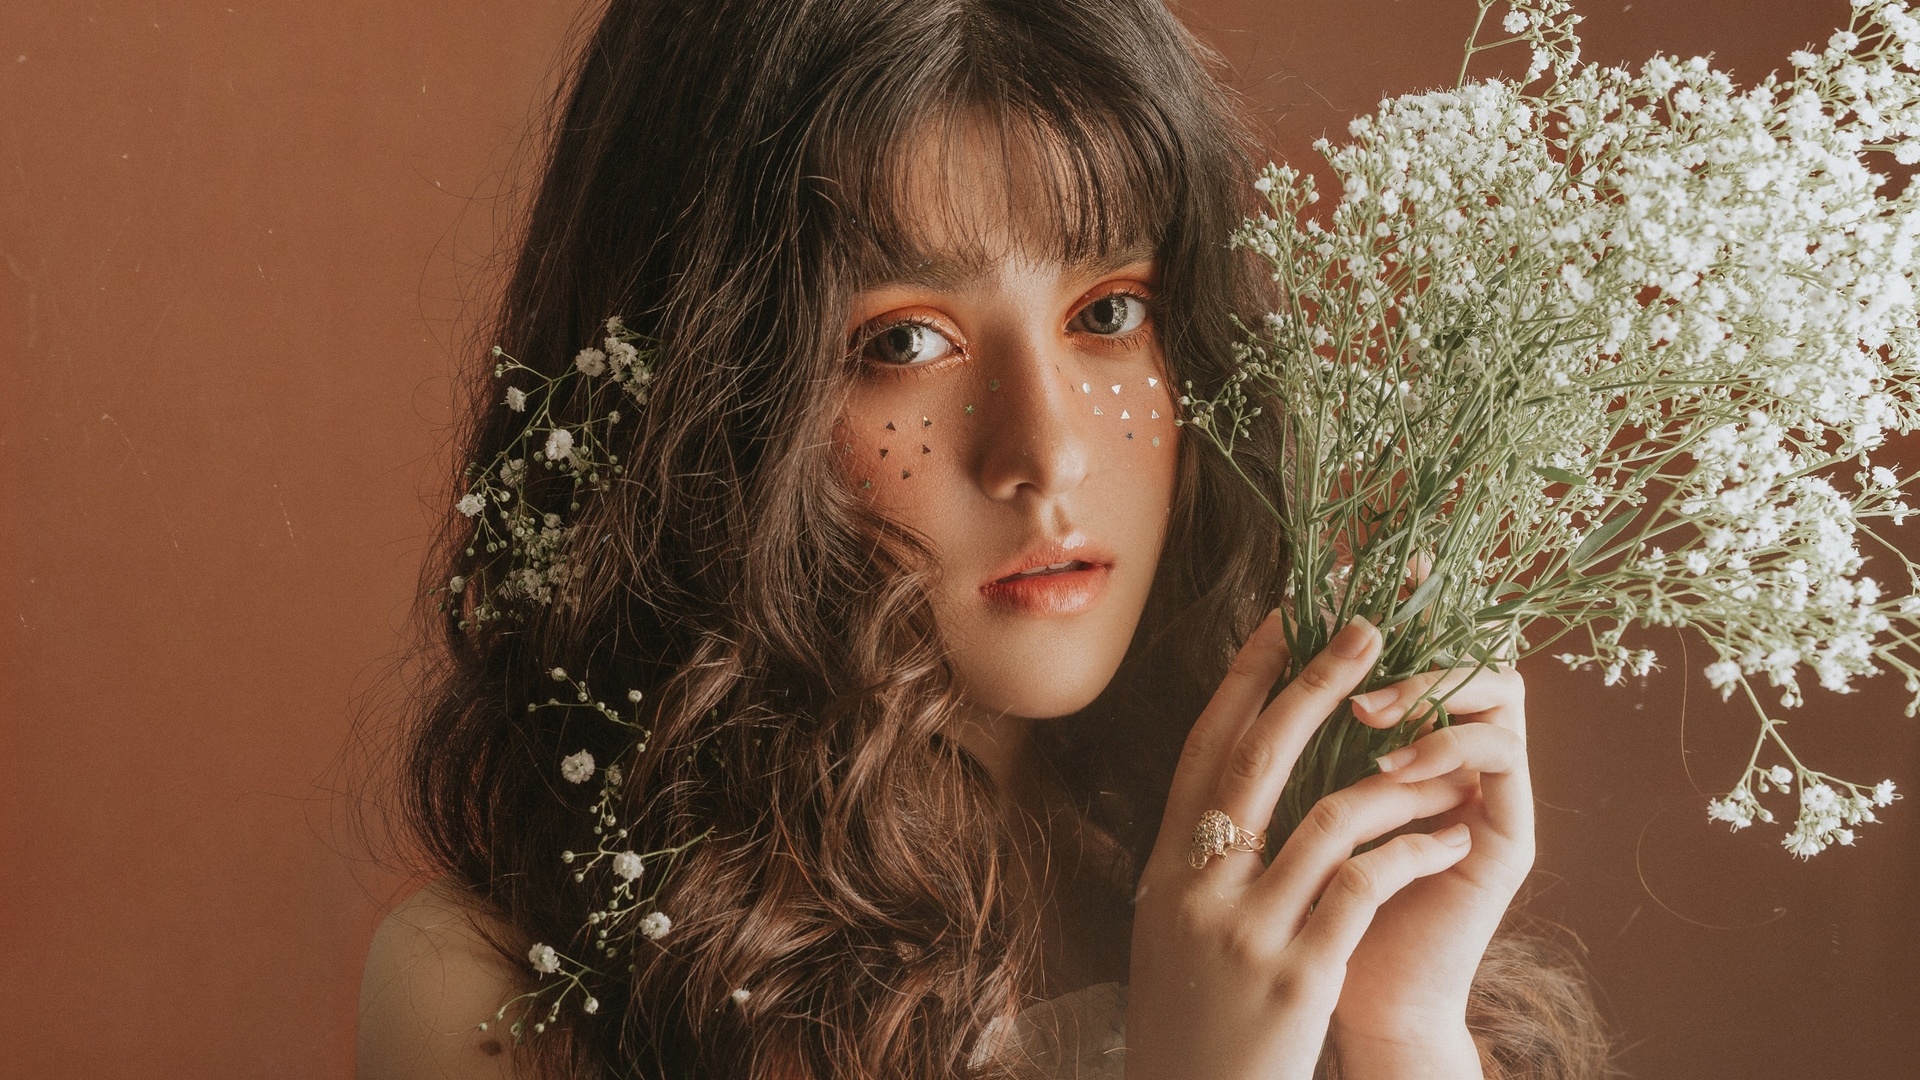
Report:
1071,293,1149,336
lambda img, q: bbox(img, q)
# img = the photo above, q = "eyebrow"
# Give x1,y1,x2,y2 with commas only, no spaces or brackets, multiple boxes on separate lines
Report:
863,241,1159,292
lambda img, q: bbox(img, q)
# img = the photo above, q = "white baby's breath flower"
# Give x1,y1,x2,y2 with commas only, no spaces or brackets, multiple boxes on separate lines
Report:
604,764,622,786
560,750,595,784
499,458,527,486
1873,779,1898,806
583,997,600,1015
730,988,752,1006
612,851,644,881
527,943,560,975
544,428,575,463
574,347,607,377
504,386,528,412
1704,660,1742,697
457,493,485,518
639,911,672,940
606,340,640,372
1768,764,1794,787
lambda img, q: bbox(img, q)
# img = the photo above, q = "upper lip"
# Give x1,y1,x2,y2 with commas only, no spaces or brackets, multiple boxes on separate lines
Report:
981,535,1115,588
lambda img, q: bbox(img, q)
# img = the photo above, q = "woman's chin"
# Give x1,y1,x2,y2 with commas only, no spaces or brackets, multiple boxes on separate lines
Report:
950,648,1124,719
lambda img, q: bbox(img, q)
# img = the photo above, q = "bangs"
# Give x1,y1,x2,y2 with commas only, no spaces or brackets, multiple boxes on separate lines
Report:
802,8,1189,285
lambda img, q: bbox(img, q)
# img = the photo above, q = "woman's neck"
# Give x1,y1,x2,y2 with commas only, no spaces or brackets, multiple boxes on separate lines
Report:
952,702,1042,813
952,702,1132,997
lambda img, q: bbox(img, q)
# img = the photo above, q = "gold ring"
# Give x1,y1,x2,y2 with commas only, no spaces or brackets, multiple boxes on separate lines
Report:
1189,809,1266,869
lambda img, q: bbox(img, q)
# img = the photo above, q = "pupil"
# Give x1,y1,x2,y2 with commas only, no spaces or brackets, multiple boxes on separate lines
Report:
1088,297,1126,333
884,325,921,361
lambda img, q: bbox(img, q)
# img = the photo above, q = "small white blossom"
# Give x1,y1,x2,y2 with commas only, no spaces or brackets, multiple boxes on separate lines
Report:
730,988,751,1006
527,943,560,975
639,911,672,940
457,493,485,518
544,428,575,463
574,347,607,377
560,750,595,784
1873,779,1898,806
583,997,600,1015
612,852,645,881
606,340,640,372
504,386,528,412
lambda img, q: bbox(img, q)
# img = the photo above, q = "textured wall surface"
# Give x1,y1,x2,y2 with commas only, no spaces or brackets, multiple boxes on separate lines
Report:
3,1,1914,1076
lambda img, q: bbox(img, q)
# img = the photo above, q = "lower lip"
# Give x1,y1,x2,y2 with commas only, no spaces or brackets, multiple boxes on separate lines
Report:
979,564,1111,615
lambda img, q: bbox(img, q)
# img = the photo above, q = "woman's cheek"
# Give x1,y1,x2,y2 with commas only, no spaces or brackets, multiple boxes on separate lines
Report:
834,387,969,512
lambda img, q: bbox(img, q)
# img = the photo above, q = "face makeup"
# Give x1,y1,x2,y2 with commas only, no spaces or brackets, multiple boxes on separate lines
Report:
834,119,1179,721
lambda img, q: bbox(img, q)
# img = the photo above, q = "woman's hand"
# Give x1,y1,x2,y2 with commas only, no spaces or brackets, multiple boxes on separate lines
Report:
1125,610,1515,1080
1327,663,1534,1073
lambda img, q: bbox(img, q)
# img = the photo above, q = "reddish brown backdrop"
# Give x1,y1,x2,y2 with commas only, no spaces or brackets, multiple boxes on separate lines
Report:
3,1,1914,1076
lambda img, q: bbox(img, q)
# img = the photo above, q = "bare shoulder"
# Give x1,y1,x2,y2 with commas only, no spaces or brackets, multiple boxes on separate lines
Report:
357,878,531,1080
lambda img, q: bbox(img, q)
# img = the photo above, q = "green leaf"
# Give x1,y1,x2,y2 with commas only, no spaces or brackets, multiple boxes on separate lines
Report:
1570,513,1633,572
1475,595,1527,621
1382,570,1447,629
1532,464,1585,486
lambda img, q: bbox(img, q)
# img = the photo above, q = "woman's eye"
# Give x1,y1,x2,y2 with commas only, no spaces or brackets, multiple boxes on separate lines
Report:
1072,293,1148,336
861,322,957,366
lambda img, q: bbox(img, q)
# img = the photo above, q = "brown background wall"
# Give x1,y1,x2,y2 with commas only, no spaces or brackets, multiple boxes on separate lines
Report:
2,1,1913,1077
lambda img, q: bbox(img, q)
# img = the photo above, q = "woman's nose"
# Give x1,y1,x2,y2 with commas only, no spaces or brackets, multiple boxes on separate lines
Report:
973,329,1090,502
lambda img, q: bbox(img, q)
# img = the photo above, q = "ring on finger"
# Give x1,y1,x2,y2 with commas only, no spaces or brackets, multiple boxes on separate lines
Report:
1189,809,1267,869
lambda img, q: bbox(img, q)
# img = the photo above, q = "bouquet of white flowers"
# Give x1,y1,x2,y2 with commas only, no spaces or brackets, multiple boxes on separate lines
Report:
1187,0,1918,856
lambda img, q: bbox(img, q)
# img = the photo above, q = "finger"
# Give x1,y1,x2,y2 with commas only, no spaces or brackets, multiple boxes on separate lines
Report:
1290,826,1471,969
1159,609,1293,847
1250,770,1475,917
1211,617,1381,840
1347,664,1525,733
1375,723,1534,857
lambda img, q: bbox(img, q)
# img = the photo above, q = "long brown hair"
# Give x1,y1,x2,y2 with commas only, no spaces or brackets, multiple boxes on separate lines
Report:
399,1,1610,1077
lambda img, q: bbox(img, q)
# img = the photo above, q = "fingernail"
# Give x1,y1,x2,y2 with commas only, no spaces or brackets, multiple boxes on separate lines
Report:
1329,616,1375,658
1436,823,1471,846
1375,745,1417,773
1350,688,1398,714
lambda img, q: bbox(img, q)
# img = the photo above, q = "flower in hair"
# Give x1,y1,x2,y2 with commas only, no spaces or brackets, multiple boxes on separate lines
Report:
560,749,595,784
527,943,560,975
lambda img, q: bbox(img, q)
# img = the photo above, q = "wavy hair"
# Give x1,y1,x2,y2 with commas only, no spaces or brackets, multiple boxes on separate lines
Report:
397,1,1612,1077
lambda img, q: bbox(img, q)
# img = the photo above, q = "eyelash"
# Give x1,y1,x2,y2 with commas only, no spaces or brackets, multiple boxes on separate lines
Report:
849,288,1157,377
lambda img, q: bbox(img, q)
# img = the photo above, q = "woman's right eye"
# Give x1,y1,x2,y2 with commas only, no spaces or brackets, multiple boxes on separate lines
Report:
860,321,957,367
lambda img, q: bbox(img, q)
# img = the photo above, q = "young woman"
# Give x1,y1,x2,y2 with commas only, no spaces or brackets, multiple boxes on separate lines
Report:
358,0,1611,1077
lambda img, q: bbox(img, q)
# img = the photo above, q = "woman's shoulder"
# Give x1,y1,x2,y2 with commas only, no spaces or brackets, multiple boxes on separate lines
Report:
357,877,528,1080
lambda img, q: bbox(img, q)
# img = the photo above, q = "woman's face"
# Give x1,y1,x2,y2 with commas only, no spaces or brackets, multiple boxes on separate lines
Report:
835,123,1180,720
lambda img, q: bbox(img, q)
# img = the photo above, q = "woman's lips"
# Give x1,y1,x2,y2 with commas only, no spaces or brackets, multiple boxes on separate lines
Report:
979,555,1113,615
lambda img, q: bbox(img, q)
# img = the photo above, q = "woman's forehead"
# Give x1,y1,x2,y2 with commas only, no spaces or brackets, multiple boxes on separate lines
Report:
858,241,1159,294
839,106,1168,287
